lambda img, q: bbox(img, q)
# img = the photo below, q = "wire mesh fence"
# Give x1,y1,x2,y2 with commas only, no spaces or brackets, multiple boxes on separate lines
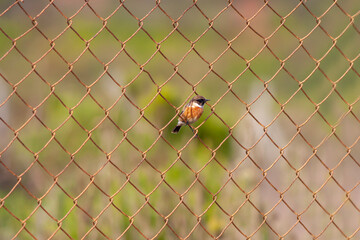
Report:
0,0,359,239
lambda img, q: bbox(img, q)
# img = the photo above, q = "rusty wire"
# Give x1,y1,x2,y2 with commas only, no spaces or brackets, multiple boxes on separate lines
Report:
0,0,360,239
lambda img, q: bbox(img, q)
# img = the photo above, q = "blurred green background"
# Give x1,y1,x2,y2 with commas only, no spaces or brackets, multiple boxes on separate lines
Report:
0,0,359,239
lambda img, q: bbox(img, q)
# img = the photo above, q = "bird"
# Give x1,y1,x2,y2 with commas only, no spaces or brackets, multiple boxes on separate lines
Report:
172,95,210,134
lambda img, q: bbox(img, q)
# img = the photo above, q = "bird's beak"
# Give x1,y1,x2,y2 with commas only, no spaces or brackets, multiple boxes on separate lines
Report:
205,99,210,102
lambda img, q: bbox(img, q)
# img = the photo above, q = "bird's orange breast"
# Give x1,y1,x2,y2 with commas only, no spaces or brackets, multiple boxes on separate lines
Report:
179,106,203,124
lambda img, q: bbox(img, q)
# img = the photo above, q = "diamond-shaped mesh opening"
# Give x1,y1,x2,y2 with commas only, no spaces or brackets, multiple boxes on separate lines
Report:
1,138,35,175
1,1,359,239
232,200,265,238
301,200,333,238
333,155,360,189
51,26,85,62
1,4,33,39
12,73,50,108
283,179,314,213
0,50,33,86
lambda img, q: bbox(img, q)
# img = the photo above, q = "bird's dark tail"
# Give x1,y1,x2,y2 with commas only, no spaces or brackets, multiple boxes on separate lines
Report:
172,125,182,134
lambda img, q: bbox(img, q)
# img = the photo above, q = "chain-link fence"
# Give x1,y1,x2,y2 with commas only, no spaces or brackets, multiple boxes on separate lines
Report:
1,0,359,239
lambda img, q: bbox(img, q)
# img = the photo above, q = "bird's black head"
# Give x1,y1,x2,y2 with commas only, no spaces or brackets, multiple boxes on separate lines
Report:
192,95,210,106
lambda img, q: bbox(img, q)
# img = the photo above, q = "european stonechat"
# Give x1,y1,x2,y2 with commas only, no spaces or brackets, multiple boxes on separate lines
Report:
172,95,210,134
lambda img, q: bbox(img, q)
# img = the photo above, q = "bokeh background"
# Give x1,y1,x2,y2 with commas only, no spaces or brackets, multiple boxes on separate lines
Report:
0,0,359,239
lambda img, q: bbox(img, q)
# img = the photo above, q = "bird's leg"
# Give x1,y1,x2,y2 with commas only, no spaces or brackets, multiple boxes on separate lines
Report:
188,124,194,133
187,124,199,137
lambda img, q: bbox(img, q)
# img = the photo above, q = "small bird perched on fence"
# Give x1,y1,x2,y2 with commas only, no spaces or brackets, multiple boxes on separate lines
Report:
172,95,210,134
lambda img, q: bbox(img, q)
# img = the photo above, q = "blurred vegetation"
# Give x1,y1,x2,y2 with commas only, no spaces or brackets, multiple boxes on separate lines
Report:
0,0,359,239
